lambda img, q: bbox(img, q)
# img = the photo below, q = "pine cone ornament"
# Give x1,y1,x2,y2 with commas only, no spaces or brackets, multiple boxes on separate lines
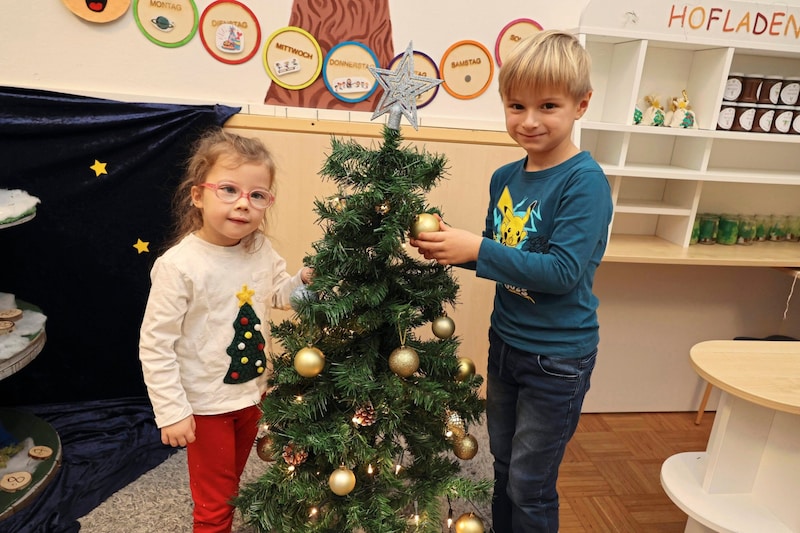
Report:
353,404,377,427
282,443,309,466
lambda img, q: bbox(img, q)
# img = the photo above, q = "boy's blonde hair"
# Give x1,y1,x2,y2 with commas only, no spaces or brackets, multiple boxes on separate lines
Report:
499,29,592,101
169,128,276,251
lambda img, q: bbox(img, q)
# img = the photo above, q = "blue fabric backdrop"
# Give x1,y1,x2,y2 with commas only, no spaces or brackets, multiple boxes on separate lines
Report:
0,87,239,532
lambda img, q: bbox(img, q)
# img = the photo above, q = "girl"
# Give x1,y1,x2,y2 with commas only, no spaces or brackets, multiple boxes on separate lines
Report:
139,128,312,532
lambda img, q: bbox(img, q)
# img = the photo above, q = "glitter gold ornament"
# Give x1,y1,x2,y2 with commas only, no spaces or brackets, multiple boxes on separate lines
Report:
454,512,485,533
328,465,356,496
431,314,455,339
444,410,465,439
455,357,476,382
409,213,440,239
294,345,325,378
256,434,274,462
389,345,419,377
452,433,479,460
375,201,391,215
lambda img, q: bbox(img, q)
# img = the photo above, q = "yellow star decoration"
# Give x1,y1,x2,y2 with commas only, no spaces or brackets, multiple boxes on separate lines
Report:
90,160,108,177
133,238,150,254
236,285,255,307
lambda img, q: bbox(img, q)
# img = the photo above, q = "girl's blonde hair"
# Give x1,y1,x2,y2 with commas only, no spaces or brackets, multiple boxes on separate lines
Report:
169,128,276,251
499,29,592,101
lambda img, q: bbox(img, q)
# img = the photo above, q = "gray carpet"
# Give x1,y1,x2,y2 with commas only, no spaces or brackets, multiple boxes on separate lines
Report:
77,421,493,532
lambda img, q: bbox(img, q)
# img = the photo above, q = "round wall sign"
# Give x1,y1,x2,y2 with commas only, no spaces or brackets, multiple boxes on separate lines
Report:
387,50,441,109
199,1,261,64
263,26,323,90
61,0,130,23
322,41,380,103
440,40,494,100
133,0,199,48
495,18,543,66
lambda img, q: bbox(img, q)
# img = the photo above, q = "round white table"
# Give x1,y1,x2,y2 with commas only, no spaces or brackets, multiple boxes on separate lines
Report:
661,340,800,533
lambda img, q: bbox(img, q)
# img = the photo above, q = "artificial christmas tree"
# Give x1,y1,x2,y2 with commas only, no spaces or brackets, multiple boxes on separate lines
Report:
237,44,490,533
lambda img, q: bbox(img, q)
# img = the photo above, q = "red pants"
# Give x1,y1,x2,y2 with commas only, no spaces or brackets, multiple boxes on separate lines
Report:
186,405,261,533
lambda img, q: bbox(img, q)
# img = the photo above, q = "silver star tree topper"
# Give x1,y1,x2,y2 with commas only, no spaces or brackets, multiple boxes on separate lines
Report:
368,42,443,131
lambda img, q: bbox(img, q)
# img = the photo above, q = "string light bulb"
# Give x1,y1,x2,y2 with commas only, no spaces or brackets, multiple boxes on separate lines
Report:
367,463,374,474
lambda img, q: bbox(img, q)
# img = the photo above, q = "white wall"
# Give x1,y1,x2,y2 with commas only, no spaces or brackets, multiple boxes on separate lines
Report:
1,0,589,130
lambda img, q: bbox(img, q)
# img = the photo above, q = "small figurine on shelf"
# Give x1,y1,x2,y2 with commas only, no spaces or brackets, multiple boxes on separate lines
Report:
632,106,643,125
640,95,665,126
666,89,698,129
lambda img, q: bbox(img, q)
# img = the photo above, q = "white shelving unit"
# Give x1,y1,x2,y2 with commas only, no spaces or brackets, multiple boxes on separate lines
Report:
575,0,800,262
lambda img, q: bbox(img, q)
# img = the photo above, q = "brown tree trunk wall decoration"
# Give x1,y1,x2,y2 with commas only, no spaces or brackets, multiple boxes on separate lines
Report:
265,0,394,111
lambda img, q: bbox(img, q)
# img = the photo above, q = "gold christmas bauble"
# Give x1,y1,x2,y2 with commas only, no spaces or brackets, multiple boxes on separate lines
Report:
453,433,479,460
454,513,485,533
389,345,419,378
409,213,440,239
328,466,356,496
294,346,325,378
256,434,274,462
431,315,456,339
455,357,476,382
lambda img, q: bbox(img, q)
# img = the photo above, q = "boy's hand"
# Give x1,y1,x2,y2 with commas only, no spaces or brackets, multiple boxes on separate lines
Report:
161,415,196,447
409,216,482,265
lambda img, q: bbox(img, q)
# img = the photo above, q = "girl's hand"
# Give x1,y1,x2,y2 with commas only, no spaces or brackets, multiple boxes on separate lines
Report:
161,415,196,447
301,266,314,284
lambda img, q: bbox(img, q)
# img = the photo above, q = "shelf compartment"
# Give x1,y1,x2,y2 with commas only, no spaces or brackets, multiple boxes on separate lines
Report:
637,44,733,132
583,37,646,124
707,137,800,178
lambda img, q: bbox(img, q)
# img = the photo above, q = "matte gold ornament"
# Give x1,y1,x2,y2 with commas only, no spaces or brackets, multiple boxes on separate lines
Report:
389,345,419,377
452,433,479,460
455,357,476,382
409,213,440,238
431,314,455,339
454,512,485,533
328,465,356,496
294,346,325,378
256,434,274,462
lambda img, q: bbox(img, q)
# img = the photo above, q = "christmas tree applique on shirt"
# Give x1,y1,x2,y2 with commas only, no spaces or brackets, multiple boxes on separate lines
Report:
223,284,267,384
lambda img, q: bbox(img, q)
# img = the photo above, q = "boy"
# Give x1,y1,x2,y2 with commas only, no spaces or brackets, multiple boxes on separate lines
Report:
410,30,613,532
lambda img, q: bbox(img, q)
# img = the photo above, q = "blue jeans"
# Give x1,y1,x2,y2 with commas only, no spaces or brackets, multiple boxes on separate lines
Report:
486,328,597,533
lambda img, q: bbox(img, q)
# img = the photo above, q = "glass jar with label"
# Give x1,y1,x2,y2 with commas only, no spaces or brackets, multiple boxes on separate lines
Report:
771,106,794,134
731,103,756,132
791,108,800,135
755,215,769,241
768,214,787,241
740,74,763,103
779,77,800,106
698,214,719,244
717,102,737,130
737,215,757,245
723,72,744,101
752,105,775,133
758,76,783,105
716,214,739,245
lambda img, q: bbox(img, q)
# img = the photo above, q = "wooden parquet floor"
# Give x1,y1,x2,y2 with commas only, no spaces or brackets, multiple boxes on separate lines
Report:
556,411,715,532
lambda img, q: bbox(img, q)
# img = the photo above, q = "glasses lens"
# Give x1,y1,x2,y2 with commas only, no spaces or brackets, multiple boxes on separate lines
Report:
215,183,240,203
249,190,273,209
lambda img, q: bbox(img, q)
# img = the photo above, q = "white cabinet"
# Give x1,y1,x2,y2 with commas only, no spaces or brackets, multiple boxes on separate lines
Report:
575,30,800,262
